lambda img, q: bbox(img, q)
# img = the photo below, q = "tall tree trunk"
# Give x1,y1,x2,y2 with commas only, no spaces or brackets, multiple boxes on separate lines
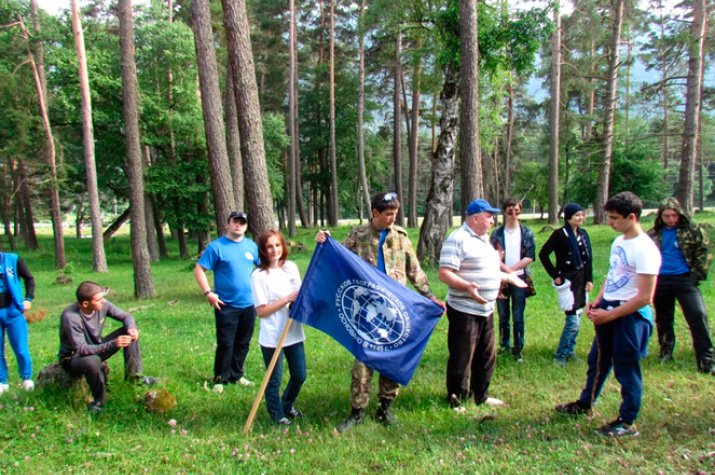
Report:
503,79,514,201
0,165,15,251
16,160,38,250
585,40,596,141
677,0,706,215
593,0,624,224
72,0,108,272
407,35,422,228
417,62,458,262
288,0,297,237
548,5,561,226
142,146,159,262
192,0,236,236
19,17,65,267
394,30,405,226
221,0,275,234
356,0,371,216
118,0,155,298
224,62,244,211
459,0,483,219
327,0,339,226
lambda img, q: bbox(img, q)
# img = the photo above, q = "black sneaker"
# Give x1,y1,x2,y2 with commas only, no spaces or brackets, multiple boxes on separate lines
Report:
134,375,158,386
554,400,592,416
87,401,103,414
596,418,638,437
659,353,674,364
284,406,304,419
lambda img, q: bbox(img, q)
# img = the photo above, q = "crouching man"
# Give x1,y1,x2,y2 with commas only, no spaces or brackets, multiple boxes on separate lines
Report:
59,281,157,413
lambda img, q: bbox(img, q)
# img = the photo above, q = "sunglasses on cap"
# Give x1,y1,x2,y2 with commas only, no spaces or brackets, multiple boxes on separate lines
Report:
381,192,398,203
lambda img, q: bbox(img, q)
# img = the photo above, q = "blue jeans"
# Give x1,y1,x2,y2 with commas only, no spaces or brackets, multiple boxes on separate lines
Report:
261,342,307,422
497,284,526,354
555,312,581,359
0,306,32,383
214,305,256,384
577,307,651,424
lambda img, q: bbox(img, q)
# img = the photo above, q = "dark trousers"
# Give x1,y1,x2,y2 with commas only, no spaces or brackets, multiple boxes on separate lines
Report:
214,305,256,384
62,327,143,405
497,284,526,354
261,342,307,422
654,273,714,366
578,310,651,425
446,304,496,405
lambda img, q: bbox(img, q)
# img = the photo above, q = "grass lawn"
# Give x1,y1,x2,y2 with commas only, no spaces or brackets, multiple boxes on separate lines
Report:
2,214,715,473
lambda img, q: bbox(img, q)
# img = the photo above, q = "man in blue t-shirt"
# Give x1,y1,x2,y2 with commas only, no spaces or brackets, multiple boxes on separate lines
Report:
194,212,260,391
647,197,714,374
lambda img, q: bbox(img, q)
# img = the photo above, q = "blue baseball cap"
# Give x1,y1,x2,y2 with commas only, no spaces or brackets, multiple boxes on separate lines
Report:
466,199,501,215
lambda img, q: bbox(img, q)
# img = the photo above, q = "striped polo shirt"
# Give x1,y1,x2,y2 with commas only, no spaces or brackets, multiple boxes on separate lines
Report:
440,222,502,317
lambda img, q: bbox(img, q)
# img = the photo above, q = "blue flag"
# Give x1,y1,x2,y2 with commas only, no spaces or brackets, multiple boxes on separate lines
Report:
290,236,443,386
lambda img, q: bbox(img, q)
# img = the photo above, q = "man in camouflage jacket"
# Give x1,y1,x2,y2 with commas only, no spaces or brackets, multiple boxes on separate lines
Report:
316,191,444,432
647,197,714,374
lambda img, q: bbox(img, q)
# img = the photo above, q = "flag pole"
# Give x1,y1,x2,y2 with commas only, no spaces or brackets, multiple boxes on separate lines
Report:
243,318,294,434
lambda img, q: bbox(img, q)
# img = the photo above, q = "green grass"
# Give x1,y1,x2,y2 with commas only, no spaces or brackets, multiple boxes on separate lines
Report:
2,216,715,473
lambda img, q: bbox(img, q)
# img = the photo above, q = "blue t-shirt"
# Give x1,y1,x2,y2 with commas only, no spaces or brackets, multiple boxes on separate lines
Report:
660,228,690,276
198,236,260,308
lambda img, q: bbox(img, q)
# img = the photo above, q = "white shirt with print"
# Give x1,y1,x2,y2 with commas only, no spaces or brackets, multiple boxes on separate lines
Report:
604,233,661,302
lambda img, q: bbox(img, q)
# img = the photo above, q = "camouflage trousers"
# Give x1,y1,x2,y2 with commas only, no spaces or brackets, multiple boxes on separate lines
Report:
350,359,399,409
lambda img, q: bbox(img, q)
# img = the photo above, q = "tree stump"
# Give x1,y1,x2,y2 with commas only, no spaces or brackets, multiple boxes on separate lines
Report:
37,362,110,400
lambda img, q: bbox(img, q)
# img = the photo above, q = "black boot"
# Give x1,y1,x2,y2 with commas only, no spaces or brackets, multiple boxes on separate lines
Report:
336,408,364,433
697,358,715,375
376,398,396,426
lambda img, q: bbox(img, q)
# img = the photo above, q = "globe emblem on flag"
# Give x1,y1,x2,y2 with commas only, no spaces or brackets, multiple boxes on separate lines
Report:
338,284,406,346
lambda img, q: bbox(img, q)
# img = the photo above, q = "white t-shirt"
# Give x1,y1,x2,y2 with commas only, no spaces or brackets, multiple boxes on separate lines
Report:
250,261,306,348
504,226,523,275
603,233,661,302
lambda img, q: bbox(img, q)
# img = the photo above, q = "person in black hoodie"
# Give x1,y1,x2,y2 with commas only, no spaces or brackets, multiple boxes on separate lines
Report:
539,203,593,366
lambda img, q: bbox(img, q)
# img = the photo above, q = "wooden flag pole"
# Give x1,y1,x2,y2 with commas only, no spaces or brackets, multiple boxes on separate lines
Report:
243,318,294,434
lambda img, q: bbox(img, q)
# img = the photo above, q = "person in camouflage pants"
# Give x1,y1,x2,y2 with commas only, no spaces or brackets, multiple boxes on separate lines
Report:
316,191,444,433
647,197,714,374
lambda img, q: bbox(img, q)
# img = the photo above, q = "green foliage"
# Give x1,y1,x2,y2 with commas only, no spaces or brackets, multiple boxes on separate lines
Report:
262,112,289,202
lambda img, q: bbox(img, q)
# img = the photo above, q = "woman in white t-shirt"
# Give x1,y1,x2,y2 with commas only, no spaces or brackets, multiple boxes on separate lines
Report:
250,230,306,425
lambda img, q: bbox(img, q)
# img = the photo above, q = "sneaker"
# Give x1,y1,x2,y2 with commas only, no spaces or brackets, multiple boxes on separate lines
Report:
87,401,103,414
513,352,524,362
212,383,225,394
277,417,292,425
554,400,592,416
22,380,34,392
485,397,504,406
134,375,158,386
596,418,639,437
285,407,304,419
566,354,581,363
554,357,567,367
0,383,8,396
238,377,255,387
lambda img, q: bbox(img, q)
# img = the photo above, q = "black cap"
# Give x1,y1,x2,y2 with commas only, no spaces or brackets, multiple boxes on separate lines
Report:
228,211,248,222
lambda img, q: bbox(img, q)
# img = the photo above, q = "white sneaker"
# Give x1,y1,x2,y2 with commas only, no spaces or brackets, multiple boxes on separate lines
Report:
0,383,8,395
22,380,34,392
212,383,224,394
485,397,504,406
238,377,255,387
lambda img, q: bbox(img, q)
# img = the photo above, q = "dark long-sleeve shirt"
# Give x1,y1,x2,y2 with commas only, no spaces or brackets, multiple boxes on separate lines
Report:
58,300,136,359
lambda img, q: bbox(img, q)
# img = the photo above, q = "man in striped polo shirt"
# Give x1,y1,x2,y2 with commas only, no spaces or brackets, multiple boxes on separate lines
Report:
439,199,526,410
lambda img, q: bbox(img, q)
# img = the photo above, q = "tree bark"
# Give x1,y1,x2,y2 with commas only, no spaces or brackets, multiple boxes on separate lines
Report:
503,79,514,202
103,207,131,243
16,160,38,250
72,0,108,272
394,31,404,226
459,0,483,219
417,62,458,262
224,62,244,212
677,0,706,215
593,0,624,224
327,0,339,226
192,0,236,236
356,0,371,215
118,0,155,298
407,35,422,228
288,0,297,237
221,0,275,234
142,146,159,262
548,5,561,226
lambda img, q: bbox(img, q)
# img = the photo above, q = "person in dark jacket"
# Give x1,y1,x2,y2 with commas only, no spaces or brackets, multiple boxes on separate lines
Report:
0,252,35,395
491,198,535,361
539,203,593,366
647,197,714,374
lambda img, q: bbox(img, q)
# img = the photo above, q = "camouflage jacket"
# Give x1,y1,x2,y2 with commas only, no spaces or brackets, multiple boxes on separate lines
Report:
343,221,435,299
647,197,712,282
